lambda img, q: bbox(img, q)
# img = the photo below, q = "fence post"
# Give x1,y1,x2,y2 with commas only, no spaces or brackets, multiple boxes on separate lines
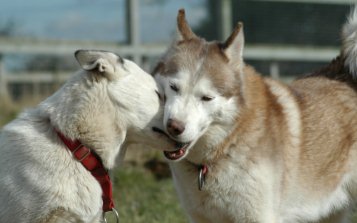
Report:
126,0,141,65
270,61,280,79
217,0,233,40
0,55,9,100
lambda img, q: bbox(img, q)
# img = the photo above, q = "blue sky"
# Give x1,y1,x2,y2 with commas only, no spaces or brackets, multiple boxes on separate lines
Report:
0,0,207,43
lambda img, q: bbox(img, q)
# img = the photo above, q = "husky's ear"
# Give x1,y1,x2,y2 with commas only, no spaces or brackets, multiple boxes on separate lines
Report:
75,50,122,80
176,9,197,41
222,22,244,67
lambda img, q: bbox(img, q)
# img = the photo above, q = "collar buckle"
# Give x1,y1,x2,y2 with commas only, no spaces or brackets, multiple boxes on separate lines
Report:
72,144,91,162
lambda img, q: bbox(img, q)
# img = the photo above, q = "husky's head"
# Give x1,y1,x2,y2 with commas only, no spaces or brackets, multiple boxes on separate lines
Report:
153,10,245,162
46,50,177,168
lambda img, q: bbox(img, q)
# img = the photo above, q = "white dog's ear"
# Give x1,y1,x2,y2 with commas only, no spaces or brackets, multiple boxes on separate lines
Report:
75,50,122,80
176,9,197,41
222,22,244,67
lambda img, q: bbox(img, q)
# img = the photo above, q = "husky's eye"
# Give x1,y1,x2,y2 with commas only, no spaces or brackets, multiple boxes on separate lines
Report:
170,83,179,93
201,96,214,102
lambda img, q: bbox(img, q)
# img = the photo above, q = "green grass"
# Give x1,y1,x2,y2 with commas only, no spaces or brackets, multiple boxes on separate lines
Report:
108,165,187,223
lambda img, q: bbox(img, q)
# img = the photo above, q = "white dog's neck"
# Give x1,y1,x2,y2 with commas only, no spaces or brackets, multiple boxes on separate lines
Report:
39,72,127,169
37,63,162,169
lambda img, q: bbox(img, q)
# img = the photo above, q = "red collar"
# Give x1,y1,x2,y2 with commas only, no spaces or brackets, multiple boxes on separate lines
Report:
56,130,115,212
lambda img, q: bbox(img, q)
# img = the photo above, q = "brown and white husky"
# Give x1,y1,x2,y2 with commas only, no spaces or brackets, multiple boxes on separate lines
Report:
153,9,357,223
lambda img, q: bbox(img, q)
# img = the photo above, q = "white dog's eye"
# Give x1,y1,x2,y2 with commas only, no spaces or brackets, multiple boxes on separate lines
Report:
201,95,214,102
155,90,162,100
155,90,166,103
170,83,180,93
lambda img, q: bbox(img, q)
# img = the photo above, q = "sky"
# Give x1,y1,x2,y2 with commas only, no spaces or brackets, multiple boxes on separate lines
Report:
0,0,207,43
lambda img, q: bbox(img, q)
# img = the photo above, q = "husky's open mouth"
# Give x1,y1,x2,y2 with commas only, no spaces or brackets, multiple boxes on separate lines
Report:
163,142,190,160
152,127,190,160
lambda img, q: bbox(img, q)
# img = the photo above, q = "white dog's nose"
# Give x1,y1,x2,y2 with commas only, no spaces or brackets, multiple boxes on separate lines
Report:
167,118,185,136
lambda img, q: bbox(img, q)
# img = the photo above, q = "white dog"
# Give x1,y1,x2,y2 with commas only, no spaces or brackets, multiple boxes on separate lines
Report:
0,50,176,223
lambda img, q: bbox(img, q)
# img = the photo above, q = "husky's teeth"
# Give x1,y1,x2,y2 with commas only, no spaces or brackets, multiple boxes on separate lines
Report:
164,147,187,160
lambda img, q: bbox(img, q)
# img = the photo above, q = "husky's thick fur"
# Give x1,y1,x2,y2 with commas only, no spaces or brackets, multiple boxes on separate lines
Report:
0,50,175,223
153,10,357,222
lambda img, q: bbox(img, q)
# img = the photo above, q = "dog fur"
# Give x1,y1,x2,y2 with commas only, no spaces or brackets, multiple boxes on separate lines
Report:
153,9,357,223
0,50,175,223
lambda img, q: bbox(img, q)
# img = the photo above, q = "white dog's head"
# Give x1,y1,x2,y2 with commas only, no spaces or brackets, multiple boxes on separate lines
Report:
153,10,244,162
44,50,177,168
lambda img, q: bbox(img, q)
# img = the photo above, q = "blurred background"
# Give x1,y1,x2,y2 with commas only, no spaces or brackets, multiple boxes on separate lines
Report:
0,0,356,222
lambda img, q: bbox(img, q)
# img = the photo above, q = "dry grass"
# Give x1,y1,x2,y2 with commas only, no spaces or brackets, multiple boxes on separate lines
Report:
0,96,20,127
0,95,49,127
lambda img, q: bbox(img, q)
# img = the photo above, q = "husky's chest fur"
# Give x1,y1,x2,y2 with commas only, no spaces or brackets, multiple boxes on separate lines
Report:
171,150,280,223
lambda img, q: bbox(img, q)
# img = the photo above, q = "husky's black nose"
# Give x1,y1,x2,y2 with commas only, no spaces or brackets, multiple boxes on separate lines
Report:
167,118,185,136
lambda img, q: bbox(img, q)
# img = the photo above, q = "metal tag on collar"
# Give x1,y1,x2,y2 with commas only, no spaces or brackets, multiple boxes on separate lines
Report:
103,208,119,223
198,164,208,191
